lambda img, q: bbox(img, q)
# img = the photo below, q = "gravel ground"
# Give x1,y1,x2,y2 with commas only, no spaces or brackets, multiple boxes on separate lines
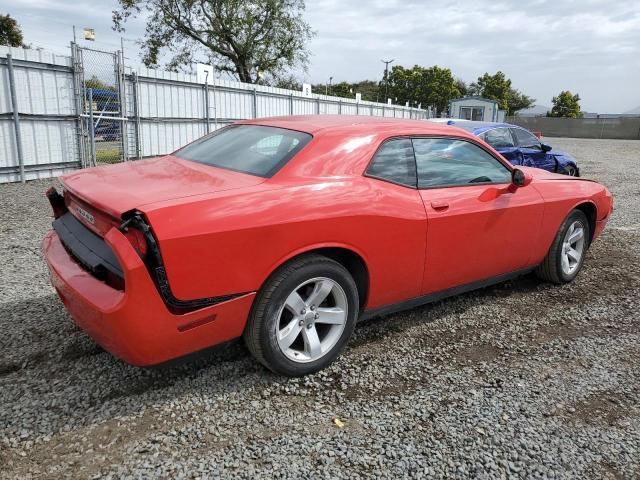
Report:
0,138,638,479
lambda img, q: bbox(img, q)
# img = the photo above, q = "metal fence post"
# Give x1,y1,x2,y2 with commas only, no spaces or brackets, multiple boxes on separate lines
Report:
356,102,359,116
88,88,96,166
116,50,128,161
316,97,321,114
338,100,342,115
204,80,211,134
132,72,142,159
252,89,257,118
70,42,87,168
289,93,294,115
6,54,26,183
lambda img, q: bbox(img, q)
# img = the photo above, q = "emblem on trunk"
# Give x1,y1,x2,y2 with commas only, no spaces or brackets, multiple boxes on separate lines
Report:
75,206,95,225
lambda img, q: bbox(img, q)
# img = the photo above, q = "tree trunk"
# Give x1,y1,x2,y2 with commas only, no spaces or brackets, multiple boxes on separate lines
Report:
235,59,254,84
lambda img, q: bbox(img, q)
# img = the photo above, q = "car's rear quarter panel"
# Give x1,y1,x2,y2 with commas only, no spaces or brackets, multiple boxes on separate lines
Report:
143,178,427,310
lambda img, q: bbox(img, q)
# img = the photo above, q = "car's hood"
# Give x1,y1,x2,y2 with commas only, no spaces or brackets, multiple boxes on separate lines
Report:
520,165,593,182
61,155,265,218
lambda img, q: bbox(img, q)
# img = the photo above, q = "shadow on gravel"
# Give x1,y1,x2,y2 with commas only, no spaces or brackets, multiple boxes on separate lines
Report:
351,272,546,349
0,294,98,374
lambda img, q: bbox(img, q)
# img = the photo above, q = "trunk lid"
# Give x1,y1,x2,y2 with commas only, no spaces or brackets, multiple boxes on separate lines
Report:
61,155,266,219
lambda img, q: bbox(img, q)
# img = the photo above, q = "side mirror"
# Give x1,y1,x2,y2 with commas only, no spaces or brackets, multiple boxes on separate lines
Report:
512,168,532,187
541,143,552,152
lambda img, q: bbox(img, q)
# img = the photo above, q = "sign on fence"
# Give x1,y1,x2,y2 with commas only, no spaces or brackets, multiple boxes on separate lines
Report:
196,63,214,84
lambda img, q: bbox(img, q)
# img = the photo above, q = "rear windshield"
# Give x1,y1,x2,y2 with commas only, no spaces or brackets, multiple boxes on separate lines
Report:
175,124,312,177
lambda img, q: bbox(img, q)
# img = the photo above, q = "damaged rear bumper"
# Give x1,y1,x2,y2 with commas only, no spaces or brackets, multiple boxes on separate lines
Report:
42,227,255,366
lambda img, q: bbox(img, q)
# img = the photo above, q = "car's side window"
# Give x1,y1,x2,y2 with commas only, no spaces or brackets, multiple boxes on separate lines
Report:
366,138,417,187
483,128,515,148
511,128,541,149
413,138,512,188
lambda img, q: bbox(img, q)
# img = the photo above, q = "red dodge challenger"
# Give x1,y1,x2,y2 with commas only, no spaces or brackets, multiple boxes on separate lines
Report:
42,116,613,376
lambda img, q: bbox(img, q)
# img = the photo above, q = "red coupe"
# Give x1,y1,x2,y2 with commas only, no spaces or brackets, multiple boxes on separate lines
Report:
42,116,613,376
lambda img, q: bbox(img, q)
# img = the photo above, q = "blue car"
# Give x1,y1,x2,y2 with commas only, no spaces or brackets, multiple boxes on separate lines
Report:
430,120,580,176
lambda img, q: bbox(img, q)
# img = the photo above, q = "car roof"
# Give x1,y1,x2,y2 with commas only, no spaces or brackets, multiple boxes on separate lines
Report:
427,119,522,136
238,115,473,138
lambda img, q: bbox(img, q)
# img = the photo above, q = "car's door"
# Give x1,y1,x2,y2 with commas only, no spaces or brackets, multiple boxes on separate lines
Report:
412,137,545,295
510,127,557,172
482,128,521,165
364,138,427,304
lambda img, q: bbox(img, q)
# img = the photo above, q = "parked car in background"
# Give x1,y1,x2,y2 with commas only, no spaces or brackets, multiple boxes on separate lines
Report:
429,119,580,176
94,122,120,142
42,116,612,376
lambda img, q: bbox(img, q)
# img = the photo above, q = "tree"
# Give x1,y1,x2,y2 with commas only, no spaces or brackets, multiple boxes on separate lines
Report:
509,90,536,115
469,71,534,115
85,76,116,92
0,14,24,47
311,80,380,101
386,65,461,115
548,91,582,118
323,81,354,98
113,0,314,83
272,74,302,91
455,78,468,98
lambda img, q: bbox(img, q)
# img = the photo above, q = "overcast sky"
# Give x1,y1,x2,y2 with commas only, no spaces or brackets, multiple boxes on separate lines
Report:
5,0,640,113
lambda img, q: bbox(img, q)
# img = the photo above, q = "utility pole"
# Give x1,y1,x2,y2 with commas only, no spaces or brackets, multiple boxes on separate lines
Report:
381,59,394,101
325,76,334,95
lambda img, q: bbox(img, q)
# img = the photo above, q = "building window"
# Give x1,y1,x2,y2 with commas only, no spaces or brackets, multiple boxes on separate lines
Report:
459,106,484,121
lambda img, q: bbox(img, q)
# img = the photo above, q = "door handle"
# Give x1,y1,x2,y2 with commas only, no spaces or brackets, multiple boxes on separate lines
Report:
431,201,449,211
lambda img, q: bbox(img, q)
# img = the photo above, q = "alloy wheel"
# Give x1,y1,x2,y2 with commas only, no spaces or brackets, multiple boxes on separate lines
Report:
275,277,348,363
565,165,578,176
561,220,585,275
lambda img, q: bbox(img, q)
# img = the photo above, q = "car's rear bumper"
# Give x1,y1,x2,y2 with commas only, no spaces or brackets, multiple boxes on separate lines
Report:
42,228,255,366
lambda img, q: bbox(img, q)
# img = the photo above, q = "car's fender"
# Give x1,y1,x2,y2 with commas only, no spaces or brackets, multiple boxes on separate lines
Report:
528,171,611,262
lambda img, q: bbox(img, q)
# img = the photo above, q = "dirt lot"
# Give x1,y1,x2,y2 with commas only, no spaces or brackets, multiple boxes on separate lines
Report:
0,138,638,479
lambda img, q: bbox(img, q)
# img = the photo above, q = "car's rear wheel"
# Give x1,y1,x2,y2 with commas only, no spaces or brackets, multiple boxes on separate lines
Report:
535,209,589,284
244,254,358,376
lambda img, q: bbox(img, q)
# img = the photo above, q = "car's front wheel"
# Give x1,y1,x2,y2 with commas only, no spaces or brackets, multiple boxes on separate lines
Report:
563,164,579,176
244,254,359,376
535,209,590,284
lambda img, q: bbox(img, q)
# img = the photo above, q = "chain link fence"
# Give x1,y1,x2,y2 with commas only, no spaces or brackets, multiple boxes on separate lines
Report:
76,47,127,165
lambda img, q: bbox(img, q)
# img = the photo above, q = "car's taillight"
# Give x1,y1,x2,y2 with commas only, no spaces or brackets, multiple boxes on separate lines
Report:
46,187,68,219
124,227,148,256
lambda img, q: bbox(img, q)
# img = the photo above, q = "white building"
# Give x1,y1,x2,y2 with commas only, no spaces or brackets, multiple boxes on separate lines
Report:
448,96,505,122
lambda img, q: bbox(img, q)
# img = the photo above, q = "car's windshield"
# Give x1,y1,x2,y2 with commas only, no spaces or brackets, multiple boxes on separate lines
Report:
175,125,312,177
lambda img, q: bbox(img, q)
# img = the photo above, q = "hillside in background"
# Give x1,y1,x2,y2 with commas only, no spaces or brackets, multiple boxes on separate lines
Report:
515,104,551,116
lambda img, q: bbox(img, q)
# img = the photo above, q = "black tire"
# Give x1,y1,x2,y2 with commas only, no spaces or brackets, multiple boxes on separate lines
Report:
535,209,590,284
562,164,579,177
244,254,359,376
